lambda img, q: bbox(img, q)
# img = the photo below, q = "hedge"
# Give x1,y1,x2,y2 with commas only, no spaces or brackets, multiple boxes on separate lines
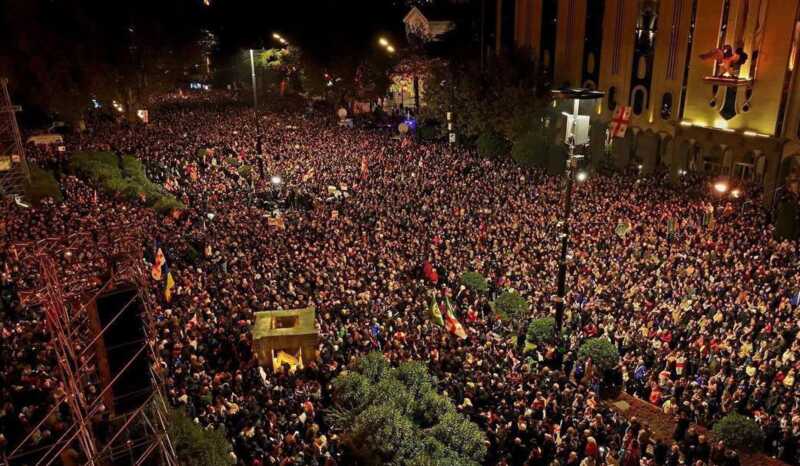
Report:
69,151,184,214
26,166,63,204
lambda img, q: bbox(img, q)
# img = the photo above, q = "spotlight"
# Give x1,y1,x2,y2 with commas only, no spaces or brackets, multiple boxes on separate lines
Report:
576,171,588,182
713,181,729,194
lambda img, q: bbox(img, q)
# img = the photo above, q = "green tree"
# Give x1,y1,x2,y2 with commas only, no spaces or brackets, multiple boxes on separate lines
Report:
166,406,233,466
493,290,529,326
712,413,765,451
477,131,510,159
329,353,486,466
578,337,620,371
526,317,556,345
460,271,489,293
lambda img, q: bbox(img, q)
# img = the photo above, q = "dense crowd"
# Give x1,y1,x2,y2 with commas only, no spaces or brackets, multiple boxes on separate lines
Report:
1,93,799,466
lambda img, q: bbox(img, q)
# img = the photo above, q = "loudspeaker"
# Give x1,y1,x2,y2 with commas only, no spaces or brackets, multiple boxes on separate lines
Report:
93,285,152,415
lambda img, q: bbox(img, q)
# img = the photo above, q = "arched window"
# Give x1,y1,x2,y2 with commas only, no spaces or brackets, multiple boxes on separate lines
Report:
632,86,648,115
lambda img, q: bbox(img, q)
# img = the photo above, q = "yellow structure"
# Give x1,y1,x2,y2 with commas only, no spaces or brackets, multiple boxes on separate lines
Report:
252,307,319,372
510,0,800,204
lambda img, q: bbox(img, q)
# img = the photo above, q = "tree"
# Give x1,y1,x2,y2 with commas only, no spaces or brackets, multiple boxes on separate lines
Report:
477,131,510,159
712,413,765,451
460,271,489,293
578,337,620,372
492,290,529,329
329,353,486,466
166,406,234,466
526,317,556,346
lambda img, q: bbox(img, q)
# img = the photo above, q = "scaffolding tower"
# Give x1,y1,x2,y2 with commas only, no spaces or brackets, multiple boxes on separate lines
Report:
0,78,30,198
4,225,178,466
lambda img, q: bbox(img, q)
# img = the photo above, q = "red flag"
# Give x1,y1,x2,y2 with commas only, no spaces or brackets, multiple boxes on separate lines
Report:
444,297,467,339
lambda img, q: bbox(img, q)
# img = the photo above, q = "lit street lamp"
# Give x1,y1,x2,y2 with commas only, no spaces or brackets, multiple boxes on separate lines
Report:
550,88,605,339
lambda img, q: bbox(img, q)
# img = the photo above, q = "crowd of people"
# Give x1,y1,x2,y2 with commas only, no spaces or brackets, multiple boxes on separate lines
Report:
1,92,799,466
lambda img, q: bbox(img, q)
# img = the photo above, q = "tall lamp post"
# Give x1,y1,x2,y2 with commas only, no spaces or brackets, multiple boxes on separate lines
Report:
550,88,605,338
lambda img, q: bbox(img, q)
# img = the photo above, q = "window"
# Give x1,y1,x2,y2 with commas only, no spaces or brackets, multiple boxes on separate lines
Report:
632,86,648,115
660,93,673,119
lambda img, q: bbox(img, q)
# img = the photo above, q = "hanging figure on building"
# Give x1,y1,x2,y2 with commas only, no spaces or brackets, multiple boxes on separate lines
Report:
699,40,749,77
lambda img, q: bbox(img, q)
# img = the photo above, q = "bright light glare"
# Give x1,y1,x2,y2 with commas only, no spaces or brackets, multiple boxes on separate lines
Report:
379,37,388,47
714,181,729,194
731,189,741,198
576,171,588,182
273,33,281,39
271,175,283,185
386,45,396,53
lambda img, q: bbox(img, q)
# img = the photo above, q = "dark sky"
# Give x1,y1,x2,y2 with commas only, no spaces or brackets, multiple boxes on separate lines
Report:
206,0,408,66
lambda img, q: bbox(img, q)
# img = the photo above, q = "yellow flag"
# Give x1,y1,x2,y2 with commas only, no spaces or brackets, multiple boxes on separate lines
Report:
164,272,175,303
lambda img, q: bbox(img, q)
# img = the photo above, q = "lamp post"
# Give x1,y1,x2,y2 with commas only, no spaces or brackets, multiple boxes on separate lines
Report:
249,49,258,111
550,88,605,339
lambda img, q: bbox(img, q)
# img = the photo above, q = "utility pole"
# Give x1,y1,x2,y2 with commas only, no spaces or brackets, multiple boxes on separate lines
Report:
250,49,258,111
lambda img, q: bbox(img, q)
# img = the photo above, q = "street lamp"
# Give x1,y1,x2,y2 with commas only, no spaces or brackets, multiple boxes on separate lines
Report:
550,88,605,339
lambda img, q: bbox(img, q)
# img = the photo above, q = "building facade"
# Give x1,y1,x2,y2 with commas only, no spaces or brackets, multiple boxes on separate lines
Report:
510,0,800,204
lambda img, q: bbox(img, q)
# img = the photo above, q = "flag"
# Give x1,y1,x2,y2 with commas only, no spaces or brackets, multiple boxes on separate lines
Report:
164,266,175,303
151,248,165,281
667,218,676,237
610,106,632,138
615,220,632,238
444,297,467,339
429,294,444,327
360,155,369,179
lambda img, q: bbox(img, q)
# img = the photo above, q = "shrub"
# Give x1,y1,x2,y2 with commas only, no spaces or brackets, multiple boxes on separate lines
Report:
493,290,528,322
712,413,765,451
166,406,234,466
460,271,489,293
329,352,486,466
26,166,63,203
477,131,510,159
526,317,556,345
69,151,184,215
578,337,620,371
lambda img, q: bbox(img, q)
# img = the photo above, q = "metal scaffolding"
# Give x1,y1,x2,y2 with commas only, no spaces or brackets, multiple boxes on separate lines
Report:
0,78,30,198
4,226,177,466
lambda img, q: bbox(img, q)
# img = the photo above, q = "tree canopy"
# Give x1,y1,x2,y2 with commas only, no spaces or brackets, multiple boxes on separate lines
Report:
329,352,487,466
